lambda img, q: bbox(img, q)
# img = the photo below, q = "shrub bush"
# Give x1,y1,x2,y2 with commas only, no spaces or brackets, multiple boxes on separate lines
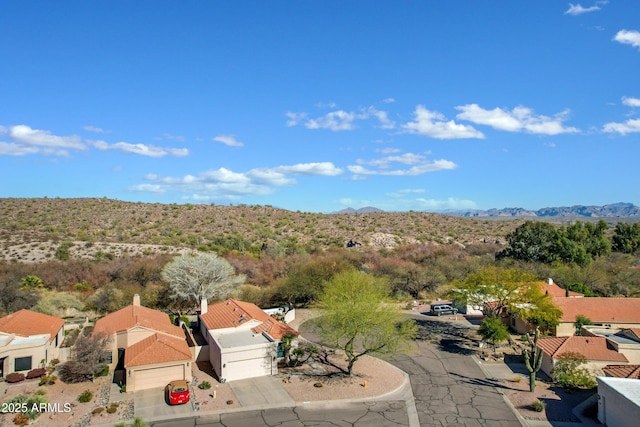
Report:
92,407,105,415
6,373,25,383
35,386,48,396
531,399,546,412
95,364,109,377
107,403,119,414
39,374,57,386
198,381,212,390
13,413,29,426
27,368,47,379
78,390,93,403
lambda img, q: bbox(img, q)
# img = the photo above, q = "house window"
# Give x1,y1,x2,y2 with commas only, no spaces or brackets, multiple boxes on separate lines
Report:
99,351,113,364
276,343,284,358
14,356,32,372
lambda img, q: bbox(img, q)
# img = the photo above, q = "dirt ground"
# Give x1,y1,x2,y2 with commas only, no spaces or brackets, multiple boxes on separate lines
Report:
0,375,132,427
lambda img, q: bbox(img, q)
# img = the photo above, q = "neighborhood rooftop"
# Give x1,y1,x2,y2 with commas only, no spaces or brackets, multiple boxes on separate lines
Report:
0,309,65,343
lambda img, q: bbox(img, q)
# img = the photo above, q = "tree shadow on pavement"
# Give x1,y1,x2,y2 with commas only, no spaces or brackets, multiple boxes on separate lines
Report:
448,372,519,391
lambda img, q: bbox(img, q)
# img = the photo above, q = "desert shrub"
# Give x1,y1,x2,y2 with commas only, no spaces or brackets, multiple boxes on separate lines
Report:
35,386,48,396
198,381,211,390
95,364,109,377
13,413,29,426
26,368,46,379
39,374,57,385
92,406,105,415
552,352,597,389
531,399,546,412
107,403,119,414
78,390,93,403
6,373,25,383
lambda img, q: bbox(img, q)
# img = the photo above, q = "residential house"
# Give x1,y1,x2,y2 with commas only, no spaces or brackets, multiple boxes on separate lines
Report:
536,335,629,378
199,299,298,382
582,327,640,364
552,297,640,337
597,377,640,427
0,309,65,378
93,295,192,392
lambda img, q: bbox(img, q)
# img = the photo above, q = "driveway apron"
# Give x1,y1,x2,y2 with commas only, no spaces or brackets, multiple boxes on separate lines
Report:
228,376,295,408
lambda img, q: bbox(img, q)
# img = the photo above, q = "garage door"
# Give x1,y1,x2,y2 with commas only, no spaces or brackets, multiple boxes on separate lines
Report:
133,364,185,391
225,358,271,382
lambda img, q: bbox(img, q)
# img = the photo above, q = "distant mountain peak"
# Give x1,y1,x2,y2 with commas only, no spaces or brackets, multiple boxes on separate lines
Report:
449,202,640,218
334,206,384,214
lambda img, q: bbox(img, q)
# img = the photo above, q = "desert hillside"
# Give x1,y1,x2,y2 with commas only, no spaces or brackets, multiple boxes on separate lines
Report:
0,198,525,262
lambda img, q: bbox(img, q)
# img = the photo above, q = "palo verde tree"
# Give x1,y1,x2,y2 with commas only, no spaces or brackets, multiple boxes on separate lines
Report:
448,266,540,318
161,253,246,307
318,268,417,375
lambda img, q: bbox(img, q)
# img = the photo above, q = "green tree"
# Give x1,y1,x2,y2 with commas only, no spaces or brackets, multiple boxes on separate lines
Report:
318,269,417,375
449,266,539,318
161,253,245,306
478,316,509,353
612,222,640,254
497,221,560,264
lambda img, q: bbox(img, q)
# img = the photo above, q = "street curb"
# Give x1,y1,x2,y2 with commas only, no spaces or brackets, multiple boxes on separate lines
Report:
472,356,528,427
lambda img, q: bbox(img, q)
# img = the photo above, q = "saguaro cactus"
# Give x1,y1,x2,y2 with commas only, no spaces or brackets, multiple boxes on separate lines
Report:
523,327,544,392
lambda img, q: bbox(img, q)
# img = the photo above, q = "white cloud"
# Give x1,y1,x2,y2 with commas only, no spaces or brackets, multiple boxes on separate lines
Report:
0,142,40,156
213,135,244,147
83,125,111,133
286,105,395,131
131,162,343,199
602,118,640,135
402,105,485,139
91,140,189,157
622,96,640,107
564,3,601,16
413,197,478,211
3,125,85,149
160,133,186,142
349,152,457,176
455,104,579,135
614,29,640,50
386,189,427,198
275,162,343,176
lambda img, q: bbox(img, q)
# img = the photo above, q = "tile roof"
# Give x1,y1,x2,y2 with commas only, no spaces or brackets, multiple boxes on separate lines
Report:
200,299,298,340
537,281,583,298
553,297,640,324
124,333,192,367
537,336,629,362
603,365,640,379
93,304,183,338
0,309,64,343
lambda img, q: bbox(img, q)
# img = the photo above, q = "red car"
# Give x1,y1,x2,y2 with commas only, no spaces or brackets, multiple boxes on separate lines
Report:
168,380,190,405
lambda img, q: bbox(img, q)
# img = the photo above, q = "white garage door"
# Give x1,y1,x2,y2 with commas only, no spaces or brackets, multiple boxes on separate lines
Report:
134,364,185,391
225,358,271,382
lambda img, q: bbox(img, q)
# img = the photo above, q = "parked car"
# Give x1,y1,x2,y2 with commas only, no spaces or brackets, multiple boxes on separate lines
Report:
167,380,190,405
430,304,458,316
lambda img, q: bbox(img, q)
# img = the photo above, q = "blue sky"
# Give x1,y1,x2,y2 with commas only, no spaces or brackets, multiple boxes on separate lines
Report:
1,1,639,213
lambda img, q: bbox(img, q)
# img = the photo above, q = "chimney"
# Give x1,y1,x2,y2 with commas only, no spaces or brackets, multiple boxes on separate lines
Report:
547,278,554,285
200,298,208,315
133,294,141,306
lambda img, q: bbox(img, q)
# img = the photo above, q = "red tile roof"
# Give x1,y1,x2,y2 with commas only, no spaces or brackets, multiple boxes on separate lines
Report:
536,281,583,298
200,299,298,340
537,336,628,362
124,333,192,367
0,309,64,343
603,365,640,379
553,297,640,324
94,304,183,338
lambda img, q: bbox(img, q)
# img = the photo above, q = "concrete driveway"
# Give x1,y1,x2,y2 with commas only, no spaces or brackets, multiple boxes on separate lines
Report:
134,385,196,420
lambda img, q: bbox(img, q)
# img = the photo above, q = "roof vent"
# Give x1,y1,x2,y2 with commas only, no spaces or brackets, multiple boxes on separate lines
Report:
238,315,245,324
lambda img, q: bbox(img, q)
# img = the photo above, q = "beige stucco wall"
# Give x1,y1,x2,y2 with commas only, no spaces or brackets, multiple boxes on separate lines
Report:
0,326,65,376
